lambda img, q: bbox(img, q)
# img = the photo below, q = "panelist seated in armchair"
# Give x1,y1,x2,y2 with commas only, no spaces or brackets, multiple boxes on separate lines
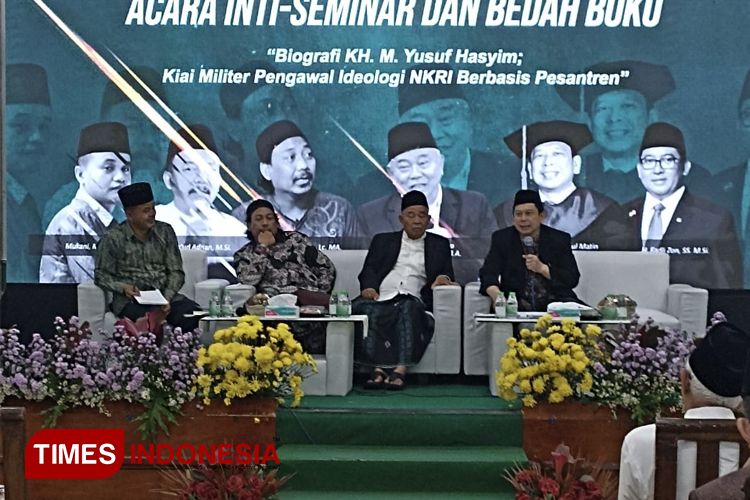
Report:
354,190,456,390
233,199,336,354
619,319,749,500
479,189,580,312
94,182,203,333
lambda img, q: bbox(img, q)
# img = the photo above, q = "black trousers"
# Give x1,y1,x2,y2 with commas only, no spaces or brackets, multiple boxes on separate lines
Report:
120,295,202,333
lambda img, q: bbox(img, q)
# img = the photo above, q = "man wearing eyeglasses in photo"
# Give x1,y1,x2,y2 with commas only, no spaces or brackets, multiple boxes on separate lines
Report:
624,123,742,289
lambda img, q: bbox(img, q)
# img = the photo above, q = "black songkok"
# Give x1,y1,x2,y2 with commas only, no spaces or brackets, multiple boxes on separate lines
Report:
255,120,306,164
401,190,429,212
691,321,750,397
7,63,50,106
640,122,687,160
166,124,218,167
118,182,153,208
77,122,130,159
398,63,465,116
388,122,438,161
513,190,544,214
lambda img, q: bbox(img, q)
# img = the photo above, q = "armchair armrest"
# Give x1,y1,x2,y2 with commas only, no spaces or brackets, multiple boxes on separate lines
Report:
666,284,709,338
194,279,230,309
431,284,462,374
463,281,493,375
77,281,108,334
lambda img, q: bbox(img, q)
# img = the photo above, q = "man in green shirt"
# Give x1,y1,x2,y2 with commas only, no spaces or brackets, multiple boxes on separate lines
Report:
95,182,201,333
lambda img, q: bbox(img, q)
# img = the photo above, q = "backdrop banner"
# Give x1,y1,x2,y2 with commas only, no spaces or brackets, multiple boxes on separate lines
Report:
6,0,750,289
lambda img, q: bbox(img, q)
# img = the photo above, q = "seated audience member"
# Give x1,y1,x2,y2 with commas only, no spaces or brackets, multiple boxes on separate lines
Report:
41,122,131,283
156,123,247,279
479,189,580,312
357,122,497,283
495,121,633,251
233,199,336,354
689,350,750,500
231,120,362,249
619,321,750,500
625,123,742,289
94,182,202,333
353,190,455,390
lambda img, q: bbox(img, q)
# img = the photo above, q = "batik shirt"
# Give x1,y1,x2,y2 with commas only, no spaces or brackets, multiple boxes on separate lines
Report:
95,221,185,315
233,231,335,294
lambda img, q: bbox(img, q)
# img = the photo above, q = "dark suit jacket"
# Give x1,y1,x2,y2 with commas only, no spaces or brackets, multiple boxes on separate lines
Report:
358,231,454,311
479,225,581,310
357,187,498,240
688,466,750,500
624,190,743,289
583,152,715,206
710,162,746,235
350,150,519,208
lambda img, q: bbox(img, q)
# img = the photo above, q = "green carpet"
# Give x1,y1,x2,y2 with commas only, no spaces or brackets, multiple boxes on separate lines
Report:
275,383,526,496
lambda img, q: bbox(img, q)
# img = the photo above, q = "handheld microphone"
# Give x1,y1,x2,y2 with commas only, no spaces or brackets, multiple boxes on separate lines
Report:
522,236,535,255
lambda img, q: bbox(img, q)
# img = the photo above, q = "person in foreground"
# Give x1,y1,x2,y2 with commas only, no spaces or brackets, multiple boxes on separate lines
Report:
94,182,202,334
479,189,580,312
353,190,456,390
233,199,335,354
618,320,750,500
689,349,750,500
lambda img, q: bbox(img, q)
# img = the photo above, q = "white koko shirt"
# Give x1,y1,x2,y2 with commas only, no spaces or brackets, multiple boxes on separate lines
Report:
377,231,427,302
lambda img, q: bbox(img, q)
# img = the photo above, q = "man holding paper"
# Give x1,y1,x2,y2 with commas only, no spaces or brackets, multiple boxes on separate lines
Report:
95,182,202,333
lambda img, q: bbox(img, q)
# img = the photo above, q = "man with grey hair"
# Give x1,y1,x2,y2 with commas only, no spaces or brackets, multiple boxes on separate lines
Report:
689,344,750,500
619,321,750,500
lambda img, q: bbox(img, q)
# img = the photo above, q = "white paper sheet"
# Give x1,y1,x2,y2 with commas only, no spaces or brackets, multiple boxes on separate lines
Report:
134,290,169,306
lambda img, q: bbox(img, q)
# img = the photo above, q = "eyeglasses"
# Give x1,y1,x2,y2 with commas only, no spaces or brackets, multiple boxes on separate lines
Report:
639,156,680,170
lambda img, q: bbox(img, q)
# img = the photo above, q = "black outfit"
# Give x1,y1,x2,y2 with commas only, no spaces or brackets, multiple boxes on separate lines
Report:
494,188,636,251
624,191,743,290
353,231,454,367
479,225,581,311
7,192,42,283
357,187,497,284
582,153,714,205
709,162,750,286
351,150,520,208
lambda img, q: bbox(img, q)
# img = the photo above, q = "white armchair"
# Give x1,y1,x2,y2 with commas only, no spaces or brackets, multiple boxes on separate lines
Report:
77,249,228,338
462,250,709,376
324,249,462,375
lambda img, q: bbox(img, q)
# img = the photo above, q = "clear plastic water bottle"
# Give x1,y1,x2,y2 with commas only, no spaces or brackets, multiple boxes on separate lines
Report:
506,292,518,317
337,291,351,317
221,291,233,317
209,291,220,317
494,293,506,318
329,291,338,316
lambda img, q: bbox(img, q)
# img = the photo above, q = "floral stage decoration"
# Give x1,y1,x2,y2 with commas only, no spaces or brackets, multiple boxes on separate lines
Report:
495,314,695,425
0,315,316,440
505,443,617,500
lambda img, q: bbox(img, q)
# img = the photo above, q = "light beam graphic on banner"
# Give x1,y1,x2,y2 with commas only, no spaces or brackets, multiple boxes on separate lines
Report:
330,117,457,239
29,0,294,232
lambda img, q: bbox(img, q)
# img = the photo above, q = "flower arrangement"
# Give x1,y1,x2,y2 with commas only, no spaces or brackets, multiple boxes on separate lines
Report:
495,316,606,407
163,459,291,500
505,443,617,500
591,316,694,425
0,315,315,439
195,315,317,408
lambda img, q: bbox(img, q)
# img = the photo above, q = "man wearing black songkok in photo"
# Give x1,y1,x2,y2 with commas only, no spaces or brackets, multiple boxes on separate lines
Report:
624,123,742,289
6,63,52,282
354,190,455,390
95,182,203,333
357,122,497,283
494,121,634,251
352,64,518,208
480,189,581,312
231,120,362,249
555,60,712,204
41,122,131,283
